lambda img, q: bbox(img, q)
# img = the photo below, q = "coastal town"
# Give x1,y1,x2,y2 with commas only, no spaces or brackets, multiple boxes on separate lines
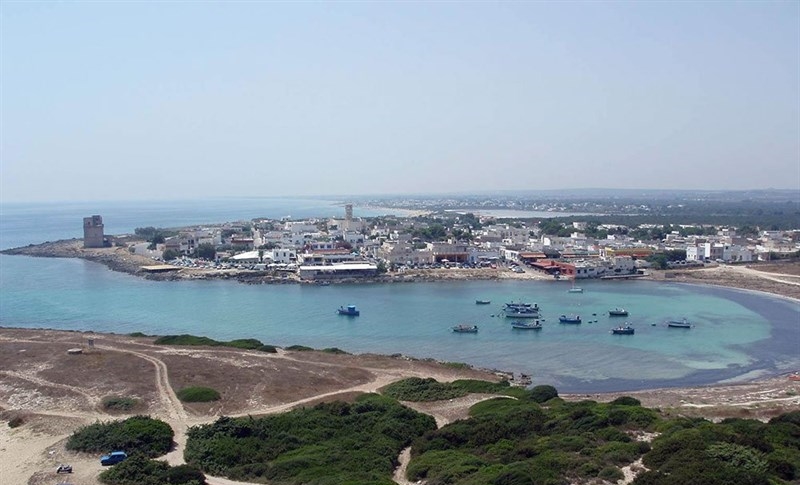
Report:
40,203,795,292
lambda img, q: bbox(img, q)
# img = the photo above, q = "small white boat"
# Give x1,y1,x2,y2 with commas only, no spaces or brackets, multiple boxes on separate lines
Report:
511,321,542,330
667,318,692,328
452,324,478,333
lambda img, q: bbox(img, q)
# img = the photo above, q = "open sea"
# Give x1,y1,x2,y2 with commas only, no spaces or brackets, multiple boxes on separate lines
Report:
1,198,798,393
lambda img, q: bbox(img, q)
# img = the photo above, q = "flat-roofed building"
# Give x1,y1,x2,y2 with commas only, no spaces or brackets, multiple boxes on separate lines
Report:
298,262,378,280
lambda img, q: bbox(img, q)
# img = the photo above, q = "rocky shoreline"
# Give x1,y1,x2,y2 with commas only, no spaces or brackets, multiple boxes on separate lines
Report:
4,238,800,300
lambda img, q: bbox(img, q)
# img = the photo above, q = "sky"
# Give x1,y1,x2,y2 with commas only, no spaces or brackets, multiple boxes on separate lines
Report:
1,1,798,202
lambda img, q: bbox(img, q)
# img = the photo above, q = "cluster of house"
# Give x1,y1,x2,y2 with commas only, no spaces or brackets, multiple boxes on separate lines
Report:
121,207,799,281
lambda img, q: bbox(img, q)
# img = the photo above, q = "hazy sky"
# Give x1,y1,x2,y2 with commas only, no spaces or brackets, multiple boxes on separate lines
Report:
2,1,798,202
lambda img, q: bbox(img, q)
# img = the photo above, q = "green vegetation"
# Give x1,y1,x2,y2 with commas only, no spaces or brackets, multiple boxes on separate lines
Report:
646,249,688,269
162,248,181,260
101,396,142,412
636,412,800,484
321,347,350,354
177,387,221,403
285,345,314,351
402,390,799,485
100,454,207,485
283,345,349,354
172,373,799,485
154,334,277,353
381,378,530,402
407,395,660,484
66,415,174,458
194,243,216,260
382,377,467,401
529,384,559,403
184,394,436,485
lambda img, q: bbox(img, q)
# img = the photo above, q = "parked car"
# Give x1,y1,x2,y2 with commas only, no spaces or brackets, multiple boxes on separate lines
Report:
56,464,73,474
100,451,127,466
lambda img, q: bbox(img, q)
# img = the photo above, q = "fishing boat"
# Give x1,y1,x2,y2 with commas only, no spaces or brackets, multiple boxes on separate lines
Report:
505,301,538,310
452,324,479,333
337,305,360,316
608,308,629,317
558,315,582,324
475,300,491,305
611,324,635,335
667,318,692,328
503,301,540,318
511,320,542,330
504,307,540,318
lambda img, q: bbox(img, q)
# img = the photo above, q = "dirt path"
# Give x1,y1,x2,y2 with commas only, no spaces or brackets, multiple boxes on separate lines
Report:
95,346,190,466
724,264,800,286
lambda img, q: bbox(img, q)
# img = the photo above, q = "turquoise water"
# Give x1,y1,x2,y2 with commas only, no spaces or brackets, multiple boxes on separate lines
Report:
1,199,798,392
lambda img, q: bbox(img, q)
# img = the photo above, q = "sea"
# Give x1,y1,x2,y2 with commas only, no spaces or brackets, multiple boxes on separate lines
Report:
1,198,798,393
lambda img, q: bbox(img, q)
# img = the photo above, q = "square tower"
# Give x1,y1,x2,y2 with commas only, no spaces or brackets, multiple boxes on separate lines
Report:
83,215,105,248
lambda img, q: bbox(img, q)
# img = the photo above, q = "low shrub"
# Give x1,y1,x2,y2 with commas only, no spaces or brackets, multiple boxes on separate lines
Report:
154,334,276,353
177,387,221,403
598,465,624,481
529,385,559,403
8,415,25,428
285,345,313,351
66,415,173,457
102,396,142,412
382,377,468,402
99,454,207,485
321,347,349,354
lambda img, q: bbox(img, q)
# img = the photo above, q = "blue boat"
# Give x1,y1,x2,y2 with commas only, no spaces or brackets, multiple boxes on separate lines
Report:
337,305,360,316
558,314,581,324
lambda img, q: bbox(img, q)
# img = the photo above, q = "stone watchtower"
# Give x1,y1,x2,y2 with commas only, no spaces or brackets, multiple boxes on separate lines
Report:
83,215,105,248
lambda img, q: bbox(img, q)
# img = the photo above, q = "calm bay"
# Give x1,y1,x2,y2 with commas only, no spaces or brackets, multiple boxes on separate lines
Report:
1,198,798,393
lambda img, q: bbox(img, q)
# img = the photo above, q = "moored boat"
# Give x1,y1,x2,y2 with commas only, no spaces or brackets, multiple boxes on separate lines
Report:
668,318,692,328
612,324,635,335
511,320,542,330
504,307,540,318
567,287,584,293
503,301,540,318
337,305,360,316
452,324,479,333
558,314,581,324
608,308,629,317
475,300,491,305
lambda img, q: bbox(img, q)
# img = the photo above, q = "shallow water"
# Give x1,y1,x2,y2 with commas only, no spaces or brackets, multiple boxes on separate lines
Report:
1,254,797,393
1,199,798,392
